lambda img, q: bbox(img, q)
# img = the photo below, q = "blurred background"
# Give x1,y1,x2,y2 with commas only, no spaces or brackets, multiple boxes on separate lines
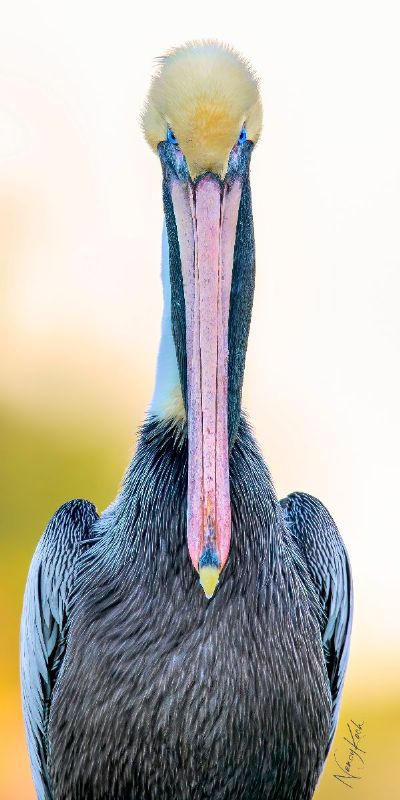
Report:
1,1,399,797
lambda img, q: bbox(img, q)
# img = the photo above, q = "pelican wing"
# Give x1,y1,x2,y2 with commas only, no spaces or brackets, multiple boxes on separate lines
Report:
20,499,98,800
280,491,353,753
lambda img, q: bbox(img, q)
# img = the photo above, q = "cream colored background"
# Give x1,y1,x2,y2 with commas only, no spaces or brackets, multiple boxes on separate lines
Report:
1,1,399,797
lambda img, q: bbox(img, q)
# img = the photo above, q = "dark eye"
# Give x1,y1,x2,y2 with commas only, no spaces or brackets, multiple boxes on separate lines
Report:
167,128,178,145
238,126,247,145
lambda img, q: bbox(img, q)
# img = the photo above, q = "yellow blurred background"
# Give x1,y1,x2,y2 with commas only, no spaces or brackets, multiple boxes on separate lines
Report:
1,1,399,797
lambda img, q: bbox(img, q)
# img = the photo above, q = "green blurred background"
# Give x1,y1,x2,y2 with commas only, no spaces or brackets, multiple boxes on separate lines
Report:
1,0,400,797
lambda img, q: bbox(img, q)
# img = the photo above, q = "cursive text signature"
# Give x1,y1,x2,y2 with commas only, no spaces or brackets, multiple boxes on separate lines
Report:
333,720,366,788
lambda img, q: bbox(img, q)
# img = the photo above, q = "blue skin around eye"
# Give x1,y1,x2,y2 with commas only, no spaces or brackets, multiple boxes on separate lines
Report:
238,127,247,144
167,128,178,145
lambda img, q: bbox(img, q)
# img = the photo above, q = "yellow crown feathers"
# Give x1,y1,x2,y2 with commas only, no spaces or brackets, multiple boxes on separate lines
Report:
141,40,262,179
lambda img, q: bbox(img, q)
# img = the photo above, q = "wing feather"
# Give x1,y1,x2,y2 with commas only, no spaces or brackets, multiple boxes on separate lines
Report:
20,499,98,800
280,491,353,754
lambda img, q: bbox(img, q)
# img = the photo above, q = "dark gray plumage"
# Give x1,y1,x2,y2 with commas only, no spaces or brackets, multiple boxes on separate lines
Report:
20,42,353,800
21,419,352,800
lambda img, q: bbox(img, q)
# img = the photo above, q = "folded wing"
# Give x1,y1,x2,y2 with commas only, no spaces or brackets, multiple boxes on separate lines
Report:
281,491,353,754
20,499,99,799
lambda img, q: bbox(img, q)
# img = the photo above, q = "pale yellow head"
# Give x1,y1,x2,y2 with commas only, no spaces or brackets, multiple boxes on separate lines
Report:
141,40,262,179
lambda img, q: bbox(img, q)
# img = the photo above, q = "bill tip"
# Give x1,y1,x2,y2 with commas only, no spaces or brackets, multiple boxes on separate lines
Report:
199,565,220,599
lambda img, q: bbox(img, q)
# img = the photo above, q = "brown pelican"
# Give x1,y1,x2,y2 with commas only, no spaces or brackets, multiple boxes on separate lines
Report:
20,41,353,800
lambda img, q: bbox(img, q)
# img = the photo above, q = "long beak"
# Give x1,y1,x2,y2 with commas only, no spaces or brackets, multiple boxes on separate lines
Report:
170,174,242,598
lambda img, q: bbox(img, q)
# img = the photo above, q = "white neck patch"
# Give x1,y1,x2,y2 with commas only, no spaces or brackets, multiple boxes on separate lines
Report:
149,222,185,421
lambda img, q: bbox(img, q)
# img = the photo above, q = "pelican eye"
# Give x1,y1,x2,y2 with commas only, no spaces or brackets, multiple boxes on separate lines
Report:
238,126,247,145
167,128,178,146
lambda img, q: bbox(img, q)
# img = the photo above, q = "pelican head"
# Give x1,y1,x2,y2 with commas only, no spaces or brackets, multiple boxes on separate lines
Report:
142,41,262,598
